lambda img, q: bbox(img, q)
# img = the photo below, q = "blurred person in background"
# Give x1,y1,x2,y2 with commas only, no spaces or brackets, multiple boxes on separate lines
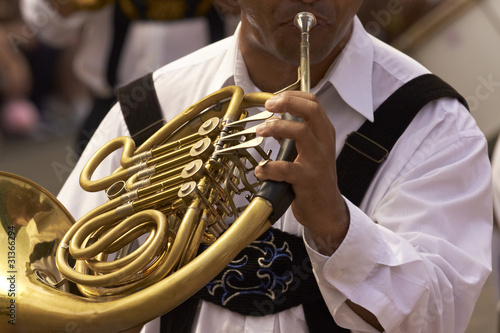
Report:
0,0,78,141
0,0,42,139
20,0,239,155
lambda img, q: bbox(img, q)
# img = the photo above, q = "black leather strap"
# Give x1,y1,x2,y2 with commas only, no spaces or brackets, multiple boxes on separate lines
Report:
116,72,165,146
160,297,199,333
337,74,468,206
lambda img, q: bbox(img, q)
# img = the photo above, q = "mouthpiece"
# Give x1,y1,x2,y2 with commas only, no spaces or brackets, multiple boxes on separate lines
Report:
294,12,317,33
293,12,316,93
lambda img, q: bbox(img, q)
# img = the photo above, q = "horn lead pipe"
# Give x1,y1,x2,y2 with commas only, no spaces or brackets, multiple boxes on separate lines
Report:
254,12,317,224
294,12,316,93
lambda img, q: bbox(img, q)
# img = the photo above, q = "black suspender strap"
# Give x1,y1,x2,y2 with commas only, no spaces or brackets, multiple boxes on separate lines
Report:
303,74,467,332
160,297,199,333
336,73,468,207
116,72,165,146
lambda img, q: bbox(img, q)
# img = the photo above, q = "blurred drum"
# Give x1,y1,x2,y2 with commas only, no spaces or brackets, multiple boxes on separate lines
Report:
393,0,500,143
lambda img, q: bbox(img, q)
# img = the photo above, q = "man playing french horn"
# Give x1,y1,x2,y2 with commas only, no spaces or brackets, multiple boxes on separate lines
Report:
54,0,492,332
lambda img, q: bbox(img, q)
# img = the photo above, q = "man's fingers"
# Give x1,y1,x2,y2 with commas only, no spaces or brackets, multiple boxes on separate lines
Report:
265,91,317,120
255,160,302,184
264,92,335,143
256,118,306,142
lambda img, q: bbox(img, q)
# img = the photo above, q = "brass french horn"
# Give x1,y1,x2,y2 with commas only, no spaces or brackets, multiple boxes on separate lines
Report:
0,12,316,333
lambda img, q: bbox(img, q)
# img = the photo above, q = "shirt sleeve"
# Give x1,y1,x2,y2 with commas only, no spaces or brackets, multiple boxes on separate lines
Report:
304,100,493,333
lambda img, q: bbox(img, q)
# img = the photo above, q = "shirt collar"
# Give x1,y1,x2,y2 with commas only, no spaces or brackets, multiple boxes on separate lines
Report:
209,24,242,92
328,16,374,122
223,17,375,122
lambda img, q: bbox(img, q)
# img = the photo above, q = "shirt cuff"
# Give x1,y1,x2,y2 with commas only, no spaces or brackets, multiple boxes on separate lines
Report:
303,197,381,301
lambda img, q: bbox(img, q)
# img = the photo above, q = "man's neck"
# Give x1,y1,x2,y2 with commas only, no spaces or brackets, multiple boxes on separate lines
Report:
240,47,299,93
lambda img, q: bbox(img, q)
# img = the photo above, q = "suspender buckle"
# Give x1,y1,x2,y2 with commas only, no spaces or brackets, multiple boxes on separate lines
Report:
345,131,389,163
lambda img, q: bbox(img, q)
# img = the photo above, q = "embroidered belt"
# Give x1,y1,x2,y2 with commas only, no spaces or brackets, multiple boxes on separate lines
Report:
194,227,324,316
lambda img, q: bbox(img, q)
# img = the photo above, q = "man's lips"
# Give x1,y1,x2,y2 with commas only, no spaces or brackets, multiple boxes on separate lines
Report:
279,13,328,32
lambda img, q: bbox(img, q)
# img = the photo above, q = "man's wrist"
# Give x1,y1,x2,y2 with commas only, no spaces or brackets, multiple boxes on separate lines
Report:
308,199,350,256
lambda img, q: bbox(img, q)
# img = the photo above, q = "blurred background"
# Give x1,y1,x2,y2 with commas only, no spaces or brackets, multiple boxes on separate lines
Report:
0,0,499,331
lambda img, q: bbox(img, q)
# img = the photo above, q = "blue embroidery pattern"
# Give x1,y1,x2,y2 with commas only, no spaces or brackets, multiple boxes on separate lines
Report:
205,231,294,305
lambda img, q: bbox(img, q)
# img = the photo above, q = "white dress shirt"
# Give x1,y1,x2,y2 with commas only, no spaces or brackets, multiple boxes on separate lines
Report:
57,17,492,333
